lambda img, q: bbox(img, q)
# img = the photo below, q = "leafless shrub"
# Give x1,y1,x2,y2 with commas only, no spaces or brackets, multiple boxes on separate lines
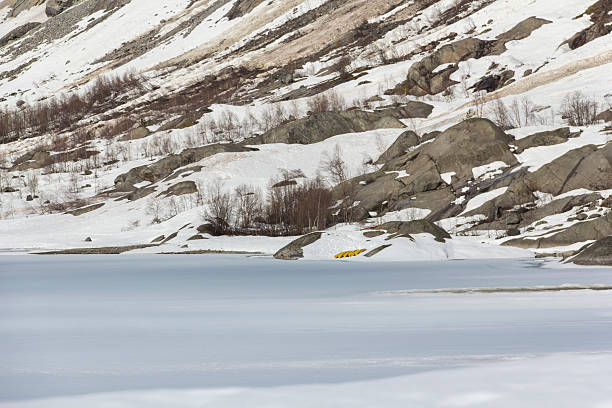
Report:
234,184,262,230
320,144,348,185
307,90,346,114
560,92,599,126
203,181,236,235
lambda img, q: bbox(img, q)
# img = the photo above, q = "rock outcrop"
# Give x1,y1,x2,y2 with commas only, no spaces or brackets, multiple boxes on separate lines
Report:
0,22,41,47
274,232,323,260
378,220,451,242
571,236,612,266
46,0,76,16
257,110,405,145
114,143,257,191
338,118,517,220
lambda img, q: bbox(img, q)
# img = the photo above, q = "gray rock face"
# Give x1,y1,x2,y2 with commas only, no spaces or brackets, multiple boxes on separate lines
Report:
571,236,612,266
595,108,612,123
225,0,266,19
8,0,46,17
259,110,405,145
375,130,420,164
498,142,612,209
388,17,550,96
0,22,41,47
119,127,150,141
161,181,197,197
378,220,451,242
338,118,517,221
514,127,577,153
274,232,323,260
503,210,612,249
374,102,434,119
114,143,257,191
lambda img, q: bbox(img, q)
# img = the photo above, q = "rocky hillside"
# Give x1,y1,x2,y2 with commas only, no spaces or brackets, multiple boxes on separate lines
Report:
0,0,610,264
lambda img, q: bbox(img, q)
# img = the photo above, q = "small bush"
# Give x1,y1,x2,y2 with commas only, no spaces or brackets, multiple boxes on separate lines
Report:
560,92,599,126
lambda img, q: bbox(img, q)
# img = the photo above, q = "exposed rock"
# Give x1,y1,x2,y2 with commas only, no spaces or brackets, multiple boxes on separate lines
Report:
68,202,104,216
0,22,41,47
8,0,46,17
26,194,34,201
388,17,550,96
494,17,552,48
364,244,392,257
225,0,266,19
274,232,323,260
503,210,612,249
564,0,612,50
474,193,602,230
374,102,434,119
339,119,516,221
497,142,612,210
46,0,76,16
258,110,405,145
160,181,197,197
472,70,514,93
187,234,207,241
161,232,178,244
363,230,385,238
114,143,257,191
514,127,576,153
84,237,92,242
378,220,451,243
595,108,612,123
119,127,150,141
151,235,165,243
272,179,298,188
571,236,612,266
375,131,420,164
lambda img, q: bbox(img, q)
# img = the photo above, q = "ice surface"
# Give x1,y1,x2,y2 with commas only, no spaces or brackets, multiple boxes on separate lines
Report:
1,255,612,403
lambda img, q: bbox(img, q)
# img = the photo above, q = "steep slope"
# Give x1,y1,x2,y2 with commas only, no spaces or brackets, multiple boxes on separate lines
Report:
0,0,610,263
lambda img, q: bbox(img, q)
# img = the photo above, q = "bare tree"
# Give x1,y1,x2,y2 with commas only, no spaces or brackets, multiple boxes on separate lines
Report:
234,184,262,230
561,92,599,126
320,144,348,185
204,181,235,235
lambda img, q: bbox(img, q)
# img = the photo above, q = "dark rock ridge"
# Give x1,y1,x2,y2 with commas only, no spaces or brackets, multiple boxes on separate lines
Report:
0,22,41,47
571,236,612,266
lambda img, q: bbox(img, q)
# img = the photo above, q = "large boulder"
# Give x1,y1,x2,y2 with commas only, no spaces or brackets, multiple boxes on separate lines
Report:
274,232,323,260
571,236,612,266
259,110,405,145
119,127,150,141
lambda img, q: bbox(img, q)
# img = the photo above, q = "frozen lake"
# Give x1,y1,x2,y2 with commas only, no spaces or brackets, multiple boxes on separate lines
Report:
1,255,612,402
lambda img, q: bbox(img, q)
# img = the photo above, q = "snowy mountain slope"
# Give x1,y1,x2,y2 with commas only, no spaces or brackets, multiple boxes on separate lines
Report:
0,0,611,263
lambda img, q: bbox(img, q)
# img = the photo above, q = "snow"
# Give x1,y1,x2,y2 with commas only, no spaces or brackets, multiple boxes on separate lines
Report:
1,255,612,403
514,125,611,172
471,161,507,179
440,171,455,184
5,353,612,408
302,229,529,261
461,187,508,214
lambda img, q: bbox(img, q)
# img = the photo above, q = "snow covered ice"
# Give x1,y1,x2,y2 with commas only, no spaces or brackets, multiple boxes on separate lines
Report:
1,255,612,406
